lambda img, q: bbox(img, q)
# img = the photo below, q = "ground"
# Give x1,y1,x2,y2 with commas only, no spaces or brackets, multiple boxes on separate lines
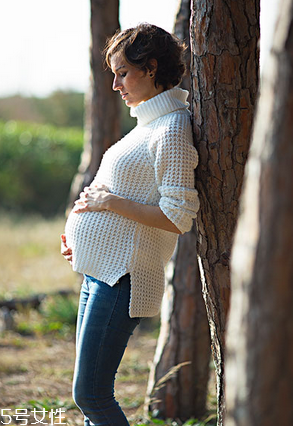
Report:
0,325,157,425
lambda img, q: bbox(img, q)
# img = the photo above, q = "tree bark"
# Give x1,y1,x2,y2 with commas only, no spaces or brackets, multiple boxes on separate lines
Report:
146,3,211,422
225,1,293,425
67,0,120,210
147,227,211,422
190,1,260,424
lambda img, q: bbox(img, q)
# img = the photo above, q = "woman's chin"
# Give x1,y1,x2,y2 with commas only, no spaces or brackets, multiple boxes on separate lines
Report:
125,98,141,108
124,99,133,107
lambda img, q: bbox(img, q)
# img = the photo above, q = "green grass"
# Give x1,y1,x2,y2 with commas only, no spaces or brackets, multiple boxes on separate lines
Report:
20,397,76,412
14,294,78,338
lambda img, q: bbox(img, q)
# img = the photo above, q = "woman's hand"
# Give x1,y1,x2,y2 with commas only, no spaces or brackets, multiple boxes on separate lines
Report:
72,183,181,233
73,184,111,214
60,234,73,263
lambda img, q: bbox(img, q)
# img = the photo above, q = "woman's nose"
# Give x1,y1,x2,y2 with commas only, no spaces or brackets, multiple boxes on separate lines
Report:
112,76,122,91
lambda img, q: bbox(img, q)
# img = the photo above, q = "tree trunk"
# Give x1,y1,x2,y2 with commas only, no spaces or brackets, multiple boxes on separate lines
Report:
190,1,260,424
225,1,293,425
67,0,120,210
146,2,211,422
147,227,211,422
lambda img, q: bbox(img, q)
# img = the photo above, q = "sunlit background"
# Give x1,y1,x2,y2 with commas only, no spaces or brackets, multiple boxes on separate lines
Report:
0,0,179,97
0,0,281,97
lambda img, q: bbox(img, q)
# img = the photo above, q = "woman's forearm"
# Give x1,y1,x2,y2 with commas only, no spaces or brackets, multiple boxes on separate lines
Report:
73,185,181,234
106,193,181,234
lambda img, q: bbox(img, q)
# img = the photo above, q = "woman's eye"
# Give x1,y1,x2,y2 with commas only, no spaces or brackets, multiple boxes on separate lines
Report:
120,73,127,77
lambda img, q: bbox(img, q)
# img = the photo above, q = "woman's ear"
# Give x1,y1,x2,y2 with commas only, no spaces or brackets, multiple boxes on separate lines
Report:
148,58,158,77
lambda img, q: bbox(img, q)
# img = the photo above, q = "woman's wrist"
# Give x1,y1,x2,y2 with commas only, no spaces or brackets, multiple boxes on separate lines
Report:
105,192,124,212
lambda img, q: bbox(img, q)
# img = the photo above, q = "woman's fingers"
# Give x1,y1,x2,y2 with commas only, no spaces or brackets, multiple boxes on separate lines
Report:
74,199,86,206
60,234,72,262
73,184,109,214
64,254,73,263
62,246,72,255
73,199,89,213
73,196,95,213
73,206,88,213
85,183,109,194
60,234,68,250
95,183,109,191
78,192,88,200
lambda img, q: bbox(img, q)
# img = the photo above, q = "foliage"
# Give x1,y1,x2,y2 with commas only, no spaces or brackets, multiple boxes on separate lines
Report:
15,294,78,338
0,91,85,128
31,91,85,128
20,397,76,412
0,91,136,216
41,294,78,327
0,90,136,133
0,120,83,215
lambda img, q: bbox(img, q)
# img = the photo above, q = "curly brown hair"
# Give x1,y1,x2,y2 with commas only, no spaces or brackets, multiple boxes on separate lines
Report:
104,23,187,90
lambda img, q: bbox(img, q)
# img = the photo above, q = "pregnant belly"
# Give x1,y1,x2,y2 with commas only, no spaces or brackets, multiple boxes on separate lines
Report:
65,210,106,251
64,209,136,264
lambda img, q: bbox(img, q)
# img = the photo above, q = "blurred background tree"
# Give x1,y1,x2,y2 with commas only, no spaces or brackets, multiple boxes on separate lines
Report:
66,0,121,211
225,0,293,424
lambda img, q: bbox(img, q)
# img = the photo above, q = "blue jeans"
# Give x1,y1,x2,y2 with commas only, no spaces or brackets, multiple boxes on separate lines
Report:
72,274,140,426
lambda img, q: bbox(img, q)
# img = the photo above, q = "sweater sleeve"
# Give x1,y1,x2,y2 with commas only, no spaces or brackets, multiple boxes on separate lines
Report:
150,114,200,234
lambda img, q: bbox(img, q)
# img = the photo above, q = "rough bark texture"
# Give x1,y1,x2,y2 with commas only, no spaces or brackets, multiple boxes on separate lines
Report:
225,1,293,425
146,2,211,421
67,0,120,209
189,1,260,424
147,228,211,422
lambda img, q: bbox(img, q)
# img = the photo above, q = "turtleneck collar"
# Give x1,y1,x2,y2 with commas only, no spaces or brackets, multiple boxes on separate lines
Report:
130,87,189,126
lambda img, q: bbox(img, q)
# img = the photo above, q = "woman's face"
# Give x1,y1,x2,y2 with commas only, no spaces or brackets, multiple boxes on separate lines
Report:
110,53,164,108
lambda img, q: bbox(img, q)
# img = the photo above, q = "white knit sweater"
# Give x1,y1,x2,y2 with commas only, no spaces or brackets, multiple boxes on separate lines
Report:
65,87,199,318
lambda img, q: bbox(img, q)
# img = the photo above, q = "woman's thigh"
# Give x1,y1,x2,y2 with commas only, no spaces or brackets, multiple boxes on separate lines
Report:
73,274,140,397
75,277,90,347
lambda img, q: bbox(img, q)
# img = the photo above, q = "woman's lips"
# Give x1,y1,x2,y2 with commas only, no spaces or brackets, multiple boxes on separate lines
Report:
121,93,128,99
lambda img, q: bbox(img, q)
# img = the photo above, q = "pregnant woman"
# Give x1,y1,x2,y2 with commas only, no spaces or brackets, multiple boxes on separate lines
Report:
61,23,200,426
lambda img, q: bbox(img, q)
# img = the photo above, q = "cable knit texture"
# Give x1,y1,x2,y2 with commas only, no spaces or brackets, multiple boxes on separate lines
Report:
65,87,199,318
